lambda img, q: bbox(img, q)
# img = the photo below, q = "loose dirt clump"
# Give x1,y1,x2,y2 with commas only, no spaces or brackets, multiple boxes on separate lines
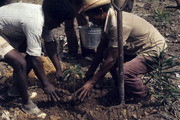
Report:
0,0,179,120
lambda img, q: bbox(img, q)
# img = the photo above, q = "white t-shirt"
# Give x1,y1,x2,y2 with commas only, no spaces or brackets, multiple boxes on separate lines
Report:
0,3,53,56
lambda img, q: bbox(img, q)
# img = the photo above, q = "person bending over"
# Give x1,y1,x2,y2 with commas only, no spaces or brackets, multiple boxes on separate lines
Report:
76,0,167,103
0,0,75,116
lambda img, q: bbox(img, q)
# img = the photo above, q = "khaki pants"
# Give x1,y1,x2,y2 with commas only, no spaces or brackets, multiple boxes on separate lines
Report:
0,36,13,60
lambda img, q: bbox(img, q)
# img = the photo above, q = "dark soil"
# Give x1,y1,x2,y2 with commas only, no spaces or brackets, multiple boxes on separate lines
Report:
0,0,179,120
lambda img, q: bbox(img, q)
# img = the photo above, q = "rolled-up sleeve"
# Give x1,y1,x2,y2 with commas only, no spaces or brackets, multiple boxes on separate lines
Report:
42,28,55,42
108,26,118,48
22,23,42,56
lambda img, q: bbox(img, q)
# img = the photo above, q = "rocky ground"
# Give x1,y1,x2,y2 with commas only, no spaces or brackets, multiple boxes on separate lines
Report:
0,0,180,120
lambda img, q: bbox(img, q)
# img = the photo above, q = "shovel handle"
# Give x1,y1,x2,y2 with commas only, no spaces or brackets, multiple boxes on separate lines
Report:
111,0,130,11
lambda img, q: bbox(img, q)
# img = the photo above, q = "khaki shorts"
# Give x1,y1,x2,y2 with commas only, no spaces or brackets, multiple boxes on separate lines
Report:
0,36,14,60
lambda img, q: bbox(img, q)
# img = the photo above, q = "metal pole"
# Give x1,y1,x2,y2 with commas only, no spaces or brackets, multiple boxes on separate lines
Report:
111,0,130,105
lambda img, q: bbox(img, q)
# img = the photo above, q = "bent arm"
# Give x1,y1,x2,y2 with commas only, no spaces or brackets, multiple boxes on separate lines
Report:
45,41,62,75
90,47,118,84
42,27,62,78
85,33,109,80
27,55,50,87
27,55,61,101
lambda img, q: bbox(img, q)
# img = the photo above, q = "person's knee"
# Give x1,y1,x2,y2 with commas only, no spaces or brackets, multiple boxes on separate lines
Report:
13,58,27,71
124,67,135,78
4,50,27,71
123,62,139,78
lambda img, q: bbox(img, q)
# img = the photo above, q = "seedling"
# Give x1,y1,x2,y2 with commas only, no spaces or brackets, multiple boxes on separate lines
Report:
153,9,171,24
63,65,83,92
143,49,180,106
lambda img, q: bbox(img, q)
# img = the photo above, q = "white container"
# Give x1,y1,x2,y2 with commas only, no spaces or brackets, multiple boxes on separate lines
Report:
79,26,102,49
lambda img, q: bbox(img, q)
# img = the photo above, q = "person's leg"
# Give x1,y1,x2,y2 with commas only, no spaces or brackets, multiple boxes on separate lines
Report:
109,61,118,88
65,19,79,56
8,54,34,97
4,50,45,116
123,56,151,99
3,50,29,104
0,36,28,101
76,14,96,57
109,54,136,88
7,70,20,97
0,36,45,117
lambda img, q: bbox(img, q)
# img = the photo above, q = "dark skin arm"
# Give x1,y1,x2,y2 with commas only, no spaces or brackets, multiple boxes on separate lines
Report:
64,19,79,55
84,33,109,81
45,41,63,81
3,49,29,104
6,46,60,102
27,55,60,101
77,47,118,101
42,27,63,81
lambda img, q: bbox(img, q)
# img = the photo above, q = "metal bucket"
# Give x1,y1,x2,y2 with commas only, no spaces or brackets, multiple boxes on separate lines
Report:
79,26,102,49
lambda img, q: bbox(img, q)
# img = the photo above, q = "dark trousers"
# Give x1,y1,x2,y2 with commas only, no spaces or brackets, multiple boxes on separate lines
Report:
110,55,152,98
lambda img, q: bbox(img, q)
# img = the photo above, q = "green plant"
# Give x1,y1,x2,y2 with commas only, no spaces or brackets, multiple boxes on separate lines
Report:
153,9,171,24
63,65,83,92
147,0,153,2
143,50,180,105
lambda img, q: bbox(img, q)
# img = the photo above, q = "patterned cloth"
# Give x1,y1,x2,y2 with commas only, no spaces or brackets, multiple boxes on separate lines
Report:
0,36,13,59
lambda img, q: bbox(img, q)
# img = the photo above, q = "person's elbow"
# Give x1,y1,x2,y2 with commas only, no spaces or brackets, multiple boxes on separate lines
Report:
107,52,118,65
106,56,117,67
111,57,117,65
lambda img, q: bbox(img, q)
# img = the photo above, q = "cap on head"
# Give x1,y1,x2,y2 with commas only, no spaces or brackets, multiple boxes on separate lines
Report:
79,0,111,13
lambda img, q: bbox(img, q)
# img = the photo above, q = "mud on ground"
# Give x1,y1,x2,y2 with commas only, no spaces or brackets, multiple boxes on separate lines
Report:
0,0,180,120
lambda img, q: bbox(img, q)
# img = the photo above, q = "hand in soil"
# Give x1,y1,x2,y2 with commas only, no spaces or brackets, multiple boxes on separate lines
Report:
43,83,60,102
75,80,94,101
55,71,63,82
84,72,94,82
